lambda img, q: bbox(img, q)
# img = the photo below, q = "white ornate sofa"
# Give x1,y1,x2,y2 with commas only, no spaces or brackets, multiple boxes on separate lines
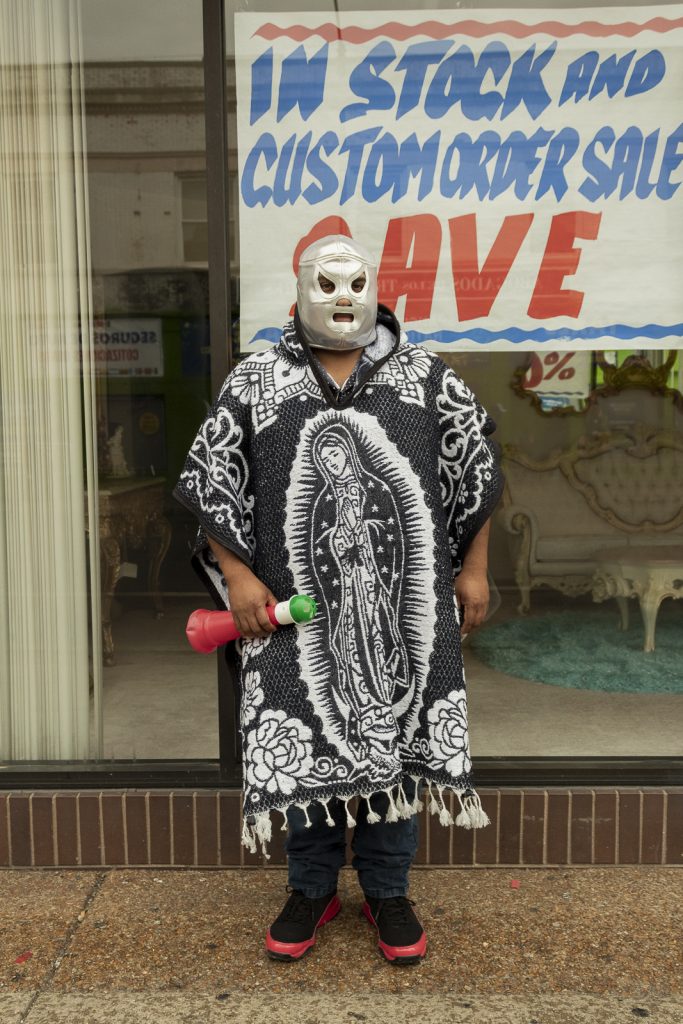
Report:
498,424,683,613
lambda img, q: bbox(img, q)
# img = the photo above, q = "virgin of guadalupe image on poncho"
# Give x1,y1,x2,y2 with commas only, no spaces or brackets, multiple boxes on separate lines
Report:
309,425,411,764
172,238,505,859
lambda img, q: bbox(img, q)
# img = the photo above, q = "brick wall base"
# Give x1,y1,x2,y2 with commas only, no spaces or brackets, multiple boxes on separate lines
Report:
1,788,681,868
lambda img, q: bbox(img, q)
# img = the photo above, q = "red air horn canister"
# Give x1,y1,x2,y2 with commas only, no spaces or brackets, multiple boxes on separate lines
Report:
185,594,318,653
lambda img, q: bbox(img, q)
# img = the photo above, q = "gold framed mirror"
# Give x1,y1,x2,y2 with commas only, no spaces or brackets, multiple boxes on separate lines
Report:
511,349,682,416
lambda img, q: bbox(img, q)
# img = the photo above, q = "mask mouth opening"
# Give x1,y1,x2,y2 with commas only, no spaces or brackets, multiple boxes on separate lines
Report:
332,311,354,323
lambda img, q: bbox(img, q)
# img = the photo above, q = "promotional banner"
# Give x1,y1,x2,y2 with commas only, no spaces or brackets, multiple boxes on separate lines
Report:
235,7,683,351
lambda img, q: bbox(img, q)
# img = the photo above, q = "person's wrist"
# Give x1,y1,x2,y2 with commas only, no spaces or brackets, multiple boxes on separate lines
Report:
220,555,254,585
458,562,487,579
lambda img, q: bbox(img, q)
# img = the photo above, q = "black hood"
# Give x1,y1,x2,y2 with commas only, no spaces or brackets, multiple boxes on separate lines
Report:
277,303,402,410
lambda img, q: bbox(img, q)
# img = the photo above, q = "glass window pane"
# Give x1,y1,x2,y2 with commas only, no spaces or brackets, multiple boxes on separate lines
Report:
223,0,683,765
83,0,217,761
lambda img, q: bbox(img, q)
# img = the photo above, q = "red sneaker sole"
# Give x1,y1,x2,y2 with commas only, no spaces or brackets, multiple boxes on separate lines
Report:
361,900,427,964
266,894,341,961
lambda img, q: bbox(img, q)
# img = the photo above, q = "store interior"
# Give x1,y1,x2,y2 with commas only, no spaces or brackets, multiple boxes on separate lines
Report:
89,358,683,761
89,588,683,761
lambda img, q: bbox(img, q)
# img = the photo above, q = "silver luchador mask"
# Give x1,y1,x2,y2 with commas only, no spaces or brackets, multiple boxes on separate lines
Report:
296,235,378,350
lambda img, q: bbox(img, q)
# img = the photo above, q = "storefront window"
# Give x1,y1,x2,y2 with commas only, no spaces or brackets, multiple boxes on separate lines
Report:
0,0,218,763
1,0,680,771
225,0,683,757
84,0,219,760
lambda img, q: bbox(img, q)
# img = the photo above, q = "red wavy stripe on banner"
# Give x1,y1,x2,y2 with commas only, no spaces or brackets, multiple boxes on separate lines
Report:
254,17,683,43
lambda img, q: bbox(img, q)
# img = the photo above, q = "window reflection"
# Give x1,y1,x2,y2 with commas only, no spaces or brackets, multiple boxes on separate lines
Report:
83,0,217,759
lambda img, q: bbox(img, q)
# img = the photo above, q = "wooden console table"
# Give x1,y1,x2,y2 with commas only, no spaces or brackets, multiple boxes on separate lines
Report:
85,477,172,666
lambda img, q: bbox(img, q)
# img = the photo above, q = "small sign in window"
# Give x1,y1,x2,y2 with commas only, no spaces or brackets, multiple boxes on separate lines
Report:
92,318,164,377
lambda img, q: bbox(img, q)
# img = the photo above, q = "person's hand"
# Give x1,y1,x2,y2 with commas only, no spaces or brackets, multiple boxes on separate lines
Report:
224,566,280,638
454,569,489,636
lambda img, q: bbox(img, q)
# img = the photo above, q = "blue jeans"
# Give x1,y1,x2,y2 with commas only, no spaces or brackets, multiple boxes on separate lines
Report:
285,778,420,899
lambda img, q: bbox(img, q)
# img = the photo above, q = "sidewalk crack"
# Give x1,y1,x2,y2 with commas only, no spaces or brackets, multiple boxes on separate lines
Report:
18,870,109,1022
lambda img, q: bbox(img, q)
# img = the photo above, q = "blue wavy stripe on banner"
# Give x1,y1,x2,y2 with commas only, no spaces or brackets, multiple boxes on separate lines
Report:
404,324,683,345
249,324,683,346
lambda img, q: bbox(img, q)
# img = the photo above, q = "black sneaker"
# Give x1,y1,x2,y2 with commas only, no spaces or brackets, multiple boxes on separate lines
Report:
266,885,341,961
362,895,427,964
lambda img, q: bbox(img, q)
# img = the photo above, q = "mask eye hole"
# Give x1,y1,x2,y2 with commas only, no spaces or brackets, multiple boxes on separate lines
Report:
318,273,335,294
351,274,366,294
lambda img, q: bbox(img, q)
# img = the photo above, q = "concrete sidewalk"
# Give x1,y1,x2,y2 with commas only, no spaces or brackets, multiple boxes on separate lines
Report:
1,866,681,1023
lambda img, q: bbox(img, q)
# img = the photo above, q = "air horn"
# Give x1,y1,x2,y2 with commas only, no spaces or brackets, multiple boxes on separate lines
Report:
185,594,318,653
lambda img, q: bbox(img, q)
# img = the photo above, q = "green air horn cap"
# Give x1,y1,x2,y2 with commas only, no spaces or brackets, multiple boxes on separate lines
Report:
289,594,317,623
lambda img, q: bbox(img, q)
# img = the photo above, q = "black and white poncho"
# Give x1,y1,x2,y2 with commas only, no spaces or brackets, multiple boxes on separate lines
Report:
173,304,505,857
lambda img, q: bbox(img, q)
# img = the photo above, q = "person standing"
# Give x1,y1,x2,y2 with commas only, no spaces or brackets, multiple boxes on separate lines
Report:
173,235,504,964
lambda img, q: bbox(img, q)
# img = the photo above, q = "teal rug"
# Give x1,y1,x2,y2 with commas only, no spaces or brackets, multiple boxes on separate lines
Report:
469,602,683,694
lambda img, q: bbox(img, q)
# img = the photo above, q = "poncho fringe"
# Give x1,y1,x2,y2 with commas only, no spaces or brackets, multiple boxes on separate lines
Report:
241,776,491,859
